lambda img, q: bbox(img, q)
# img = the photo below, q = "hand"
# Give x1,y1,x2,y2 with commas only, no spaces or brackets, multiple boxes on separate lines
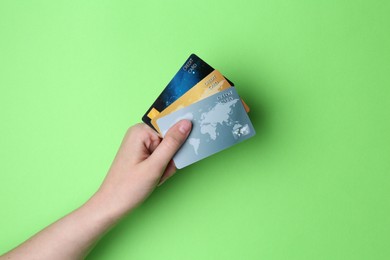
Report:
0,121,192,260
95,119,192,219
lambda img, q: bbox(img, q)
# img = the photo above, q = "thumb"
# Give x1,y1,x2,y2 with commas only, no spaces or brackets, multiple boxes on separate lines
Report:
147,119,192,170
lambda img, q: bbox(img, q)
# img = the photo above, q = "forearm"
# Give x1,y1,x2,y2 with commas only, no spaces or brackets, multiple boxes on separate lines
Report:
2,121,191,259
2,190,128,260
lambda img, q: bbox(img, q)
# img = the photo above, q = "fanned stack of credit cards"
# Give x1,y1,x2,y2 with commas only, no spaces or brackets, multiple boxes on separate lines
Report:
142,54,255,169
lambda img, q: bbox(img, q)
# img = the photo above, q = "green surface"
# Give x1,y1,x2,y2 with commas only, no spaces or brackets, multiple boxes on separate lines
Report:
1,1,390,259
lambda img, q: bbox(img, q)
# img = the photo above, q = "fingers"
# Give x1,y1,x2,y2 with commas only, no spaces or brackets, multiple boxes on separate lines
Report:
120,123,161,165
157,159,177,186
146,120,192,171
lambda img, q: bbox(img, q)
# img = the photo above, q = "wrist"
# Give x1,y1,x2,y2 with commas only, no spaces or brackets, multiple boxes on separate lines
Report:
82,189,130,227
83,188,135,223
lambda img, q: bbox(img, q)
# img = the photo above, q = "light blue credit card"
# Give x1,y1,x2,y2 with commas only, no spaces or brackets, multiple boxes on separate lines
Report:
156,87,256,169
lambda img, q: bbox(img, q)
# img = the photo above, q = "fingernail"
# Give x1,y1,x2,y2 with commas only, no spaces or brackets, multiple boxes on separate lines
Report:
178,120,192,134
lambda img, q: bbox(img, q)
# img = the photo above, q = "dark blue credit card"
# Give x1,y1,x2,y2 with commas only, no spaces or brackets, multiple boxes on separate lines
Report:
142,54,233,131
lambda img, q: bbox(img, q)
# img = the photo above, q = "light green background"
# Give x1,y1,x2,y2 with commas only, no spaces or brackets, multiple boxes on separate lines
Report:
1,1,389,259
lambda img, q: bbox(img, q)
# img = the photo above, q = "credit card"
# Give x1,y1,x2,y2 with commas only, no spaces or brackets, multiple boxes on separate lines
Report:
151,70,232,133
151,70,251,134
142,54,233,131
156,87,256,169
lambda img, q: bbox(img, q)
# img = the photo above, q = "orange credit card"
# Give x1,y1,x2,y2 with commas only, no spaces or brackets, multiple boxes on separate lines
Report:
151,70,250,134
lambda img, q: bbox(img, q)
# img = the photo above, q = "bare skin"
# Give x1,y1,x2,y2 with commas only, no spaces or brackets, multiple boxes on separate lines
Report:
1,119,192,260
